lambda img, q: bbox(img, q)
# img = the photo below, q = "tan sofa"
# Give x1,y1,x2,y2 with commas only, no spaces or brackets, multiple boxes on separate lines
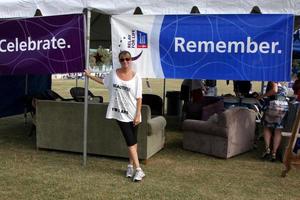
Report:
182,107,256,158
36,100,167,160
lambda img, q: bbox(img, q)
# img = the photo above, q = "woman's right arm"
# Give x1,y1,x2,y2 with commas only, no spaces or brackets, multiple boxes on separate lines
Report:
265,82,278,97
84,69,103,85
258,82,278,99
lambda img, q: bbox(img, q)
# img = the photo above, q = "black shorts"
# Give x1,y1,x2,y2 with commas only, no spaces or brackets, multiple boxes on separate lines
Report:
116,120,138,146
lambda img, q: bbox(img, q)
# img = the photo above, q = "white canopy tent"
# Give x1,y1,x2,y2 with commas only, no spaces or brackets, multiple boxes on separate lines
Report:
1,0,299,166
1,0,300,17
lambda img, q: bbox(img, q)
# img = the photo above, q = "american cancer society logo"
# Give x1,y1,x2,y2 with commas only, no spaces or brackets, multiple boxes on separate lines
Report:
136,30,148,48
118,30,147,61
119,30,148,49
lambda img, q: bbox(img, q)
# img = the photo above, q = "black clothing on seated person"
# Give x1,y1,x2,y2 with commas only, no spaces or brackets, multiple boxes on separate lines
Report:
233,81,252,97
205,80,216,87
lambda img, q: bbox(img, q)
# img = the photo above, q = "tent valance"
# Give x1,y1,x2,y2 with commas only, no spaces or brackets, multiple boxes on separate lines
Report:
0,0,300,18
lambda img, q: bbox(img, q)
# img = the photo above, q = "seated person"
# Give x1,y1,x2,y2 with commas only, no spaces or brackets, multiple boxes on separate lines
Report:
257,81,288,161
204,80,217,96
292,73,300,101
233,80,252,97
292,59,300,80
181,79,206,103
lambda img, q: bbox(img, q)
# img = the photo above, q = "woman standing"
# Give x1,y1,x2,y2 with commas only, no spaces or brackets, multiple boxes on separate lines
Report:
85,51,145,181
292,73,300,101
258,81,288,161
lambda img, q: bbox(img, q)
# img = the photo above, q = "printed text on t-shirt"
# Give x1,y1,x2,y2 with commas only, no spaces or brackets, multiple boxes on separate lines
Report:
112,107,129,114
113,84,130,91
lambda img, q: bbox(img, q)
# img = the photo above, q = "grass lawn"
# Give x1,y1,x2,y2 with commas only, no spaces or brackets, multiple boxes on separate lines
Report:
0,79,299,200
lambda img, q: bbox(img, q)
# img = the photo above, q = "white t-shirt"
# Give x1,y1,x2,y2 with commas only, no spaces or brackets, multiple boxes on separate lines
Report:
103,69,142,122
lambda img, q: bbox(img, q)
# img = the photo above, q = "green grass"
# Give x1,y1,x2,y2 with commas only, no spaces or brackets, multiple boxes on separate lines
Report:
1,115,300,200
0,79,299,200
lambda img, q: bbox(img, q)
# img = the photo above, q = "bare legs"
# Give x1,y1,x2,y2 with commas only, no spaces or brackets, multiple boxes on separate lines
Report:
272,129,282,155
263,127,282,159
263,127,272,149
128,144,140,168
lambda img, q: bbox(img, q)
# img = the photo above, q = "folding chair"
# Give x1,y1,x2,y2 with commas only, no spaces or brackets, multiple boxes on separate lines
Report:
70,87,103,103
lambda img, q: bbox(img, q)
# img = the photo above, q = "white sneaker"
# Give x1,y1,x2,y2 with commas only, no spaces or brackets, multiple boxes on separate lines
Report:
133,168,145,181
126,165,134,178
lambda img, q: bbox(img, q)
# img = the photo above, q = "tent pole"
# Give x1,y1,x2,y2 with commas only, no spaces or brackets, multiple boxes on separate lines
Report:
163,79,166,115
260,81,265,93
83,9,91,167
75,73,78,87
24,74,28,124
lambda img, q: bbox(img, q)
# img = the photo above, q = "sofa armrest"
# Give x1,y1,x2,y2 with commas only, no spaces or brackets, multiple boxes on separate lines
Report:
182,119,228,138
147,116,167,136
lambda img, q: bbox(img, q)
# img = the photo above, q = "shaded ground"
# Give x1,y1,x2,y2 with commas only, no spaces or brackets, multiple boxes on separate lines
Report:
0,115,300,200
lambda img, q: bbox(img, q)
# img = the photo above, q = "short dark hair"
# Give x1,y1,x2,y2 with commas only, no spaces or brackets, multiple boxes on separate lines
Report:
118,50,131,59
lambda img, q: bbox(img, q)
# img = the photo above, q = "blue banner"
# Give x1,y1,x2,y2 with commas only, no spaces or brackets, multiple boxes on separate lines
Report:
160,14,293,81
293,29,300,59
112,14,293,81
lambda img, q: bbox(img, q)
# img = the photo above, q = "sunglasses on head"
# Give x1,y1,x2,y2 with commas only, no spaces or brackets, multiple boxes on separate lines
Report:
119,58,131,62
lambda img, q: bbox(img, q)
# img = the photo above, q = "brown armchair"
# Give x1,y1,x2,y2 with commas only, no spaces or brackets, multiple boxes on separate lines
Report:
183,96,224,121
182,107,256,158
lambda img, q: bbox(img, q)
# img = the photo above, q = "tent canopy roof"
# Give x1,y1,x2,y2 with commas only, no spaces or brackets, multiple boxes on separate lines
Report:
0,0,300,18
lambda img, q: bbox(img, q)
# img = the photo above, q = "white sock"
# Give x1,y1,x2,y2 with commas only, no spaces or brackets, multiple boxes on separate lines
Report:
128,164,133,168
136,167,142,171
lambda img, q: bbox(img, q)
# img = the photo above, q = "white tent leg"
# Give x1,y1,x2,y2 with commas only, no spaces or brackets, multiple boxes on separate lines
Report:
83,9,91,167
